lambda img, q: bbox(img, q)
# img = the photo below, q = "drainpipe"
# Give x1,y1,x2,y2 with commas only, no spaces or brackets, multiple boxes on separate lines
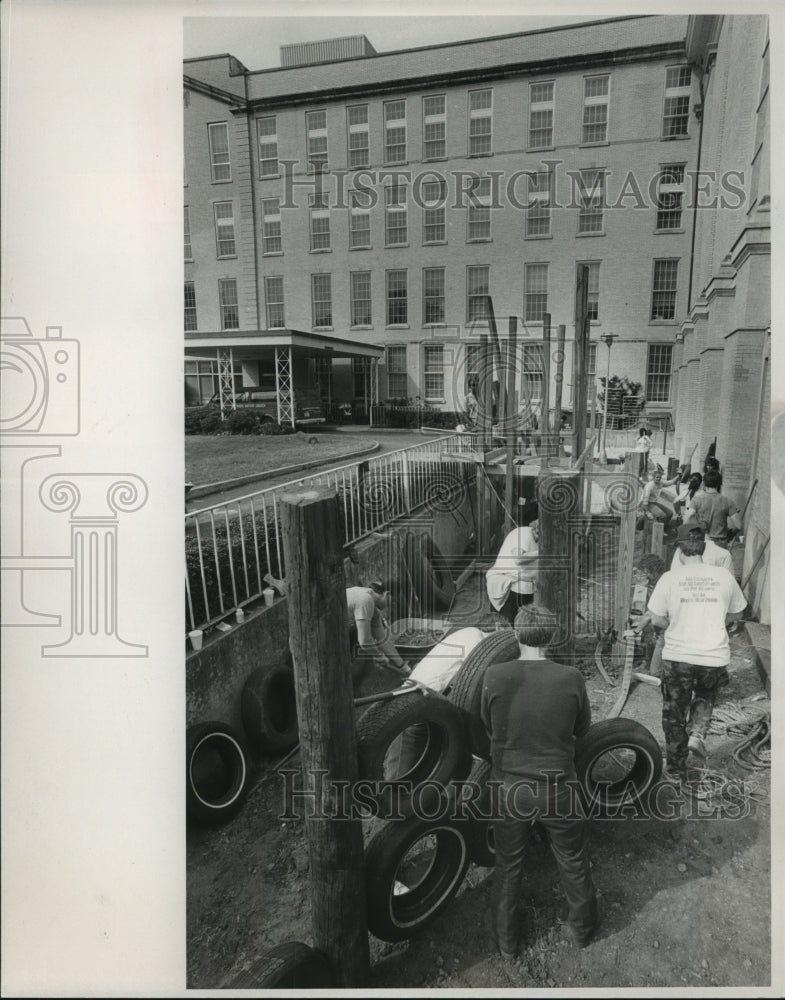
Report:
686,68,706,314
243,72,264,339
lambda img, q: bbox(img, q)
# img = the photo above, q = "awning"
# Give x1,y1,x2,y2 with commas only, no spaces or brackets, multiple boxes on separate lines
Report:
184,328,383,361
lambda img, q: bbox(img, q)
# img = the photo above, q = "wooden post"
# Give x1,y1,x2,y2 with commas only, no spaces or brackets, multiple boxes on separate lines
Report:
486,295,505,431
613,453,639,635
504,318,518,532
479,334,494,453
542,313,552,458
554,324,566,457
280,487,370,988
573,266,590,463
650,520,664,559
536,468,581,661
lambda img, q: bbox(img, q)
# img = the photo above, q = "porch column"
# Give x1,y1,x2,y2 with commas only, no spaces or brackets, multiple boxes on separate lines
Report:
275,346,295,428
217,348,236,418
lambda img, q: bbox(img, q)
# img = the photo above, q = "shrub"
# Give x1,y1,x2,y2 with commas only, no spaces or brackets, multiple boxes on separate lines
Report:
185,405,224,435
260,421,295,436
225,409,261,435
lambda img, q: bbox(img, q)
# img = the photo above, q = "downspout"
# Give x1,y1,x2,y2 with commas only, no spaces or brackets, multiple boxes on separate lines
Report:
686,67,706,313
243,72,264,341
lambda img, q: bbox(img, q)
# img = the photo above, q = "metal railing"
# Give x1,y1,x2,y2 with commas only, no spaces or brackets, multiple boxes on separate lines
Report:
184,434,476,634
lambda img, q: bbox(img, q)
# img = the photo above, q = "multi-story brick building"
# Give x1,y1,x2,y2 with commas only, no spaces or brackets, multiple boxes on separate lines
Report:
183,14,704,424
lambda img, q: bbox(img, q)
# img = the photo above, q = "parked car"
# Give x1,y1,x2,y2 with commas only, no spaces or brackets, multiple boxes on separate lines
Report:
209,388,326,426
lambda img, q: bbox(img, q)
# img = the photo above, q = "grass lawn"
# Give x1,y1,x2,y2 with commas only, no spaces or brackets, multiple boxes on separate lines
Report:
185,432,372,485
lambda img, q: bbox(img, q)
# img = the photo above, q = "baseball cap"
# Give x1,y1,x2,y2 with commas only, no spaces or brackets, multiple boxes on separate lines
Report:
676,523,705,544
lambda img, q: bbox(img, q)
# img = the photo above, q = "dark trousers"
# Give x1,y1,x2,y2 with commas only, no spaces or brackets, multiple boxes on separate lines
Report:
661,659,729,776
500,590,534,625
492,778,597,954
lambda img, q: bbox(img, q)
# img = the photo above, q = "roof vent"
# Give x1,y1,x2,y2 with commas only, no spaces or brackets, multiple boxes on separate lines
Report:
280,35,376,67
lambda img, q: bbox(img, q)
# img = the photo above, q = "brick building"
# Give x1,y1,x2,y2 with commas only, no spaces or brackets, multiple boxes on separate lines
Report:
183,14,703,422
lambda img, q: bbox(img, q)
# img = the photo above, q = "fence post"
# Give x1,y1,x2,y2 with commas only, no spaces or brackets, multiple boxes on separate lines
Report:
614,453,639,635
536,468,581,661
280,486,370,988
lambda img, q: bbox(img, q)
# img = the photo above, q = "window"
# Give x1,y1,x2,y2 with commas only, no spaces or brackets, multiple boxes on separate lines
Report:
577,169,605,234
646,343,673,401
208,122,231,182
218,278,239,330
306,110,328,173
423,267,445,325
466,176,492,241
184,206,192,260
350,271,372,326
349,189,371,249
578,261,600,321
309,193,331,251
264,276,285,328
423,95,446,159
347,104,369,168
655,164,686,230
422,179,446,244
385,180,408,246
651,259,679,320
662,66,691,138
257,116,278,176
521,344,544,401
384,100,407,163
386,345,407,398
524,263,548,322
386,269,408,325
423,343,444,399
582,75,609,144
311,273,332,327
468,89,493,155
465,343,482,393
353,358,370,401
185,360,221,404
467,264,490,322
213,201,236,257
528,81,554,149
184,280,197,331
525,168,552,237
261,198,282,254
586,342,598,379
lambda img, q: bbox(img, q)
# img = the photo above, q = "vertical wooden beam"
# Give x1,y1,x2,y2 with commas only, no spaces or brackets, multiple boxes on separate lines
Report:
485,295,505,431
650,520,664,559
573,266,590,462
536,468,581,662
280,487,370,988
504,318,518,532
542,313,552,458
614,453,640,635
554,323,566,457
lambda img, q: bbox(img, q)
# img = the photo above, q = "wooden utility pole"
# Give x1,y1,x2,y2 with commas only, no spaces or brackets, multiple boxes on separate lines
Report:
554,323,566,457
542,313,552,459
573,266,591,462
536,467,581,661
504,317,518,532
486,295,505,432
280,486,370,988
613,453,640,636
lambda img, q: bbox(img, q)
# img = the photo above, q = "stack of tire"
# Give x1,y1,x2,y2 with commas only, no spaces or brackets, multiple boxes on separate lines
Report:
186,663,299,828
356,629,662,943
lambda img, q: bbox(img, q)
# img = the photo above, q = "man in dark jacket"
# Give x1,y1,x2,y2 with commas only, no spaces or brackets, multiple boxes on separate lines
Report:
480,605,598,960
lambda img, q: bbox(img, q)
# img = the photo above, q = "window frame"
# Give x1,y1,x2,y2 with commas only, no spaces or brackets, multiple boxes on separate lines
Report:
581,74,610,145
467,88,493,157
524,168,552,238
577,260,601,322
466,175,492,242
524,262,549,324
576,168,606,235
350,270,373,327
308,193,331,252
261,197,283,255
306,109,328,174
422,266,446,326
646,342,674,402
348,188,372,250
207,122,231,183
650,258,679,322
423,342,445,401
385,268,408,326
264,275,285,329
384,180,408,247
213,200,236,259
422,179,447,245
218,278,239,330
655,163,686,231
383,99,407,165
422,94,447,160
466,264,490,324
257,115,279,177
311,272,333,328
386,344,408,399
528,80,555,150
662,65,692,139
184,280,197,331
184,206,193,261
346,104,370,169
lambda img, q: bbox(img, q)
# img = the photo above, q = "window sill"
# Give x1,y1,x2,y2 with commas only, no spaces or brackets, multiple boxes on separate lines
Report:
262,251,284,257
350,325,373,331
648,320,678,326
660,134,691,141
424,322,448,329
259,173,281,181
467,152,494,158
309,248,333,254
386,324,410,330
527,145,555,153
385,243,410,249
578,140,609,148
576,230,606,237
425,398,446,404
383,160,409,168
423,156,448,163
524,233,553,240
466,238,492,244
313,326,335,332
211,178,233,184
423,240,447,246
217,255,238,260
653,228,685,235
349,245,372,251
185,257,194,263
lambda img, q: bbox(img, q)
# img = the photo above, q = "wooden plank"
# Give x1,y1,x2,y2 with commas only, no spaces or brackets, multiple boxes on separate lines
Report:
279,486,370,987
485,295,505,428
573,266,591,461
504,318,517,532
537,468,581,661
554,324,566,456
650,520,664,559
542,313,552,457
614,452,639,636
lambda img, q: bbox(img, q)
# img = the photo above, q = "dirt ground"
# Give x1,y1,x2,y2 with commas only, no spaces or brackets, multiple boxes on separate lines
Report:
186,624,771,991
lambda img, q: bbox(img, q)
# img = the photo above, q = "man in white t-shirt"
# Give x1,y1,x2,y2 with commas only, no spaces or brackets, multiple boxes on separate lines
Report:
645,523,747,781
486,523,540,624
669,524,734,575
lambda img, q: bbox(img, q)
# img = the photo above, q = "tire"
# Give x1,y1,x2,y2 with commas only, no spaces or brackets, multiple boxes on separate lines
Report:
404,533,455,614
365,816,471,942
186,721,249,826
226,941,334,989
458,758,496,868
241,665,299,755
356,691,471,811
575,718,663,809
447,630,521,760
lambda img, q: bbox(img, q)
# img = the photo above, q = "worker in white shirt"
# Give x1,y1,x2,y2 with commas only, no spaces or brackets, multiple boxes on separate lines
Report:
486,522,540,625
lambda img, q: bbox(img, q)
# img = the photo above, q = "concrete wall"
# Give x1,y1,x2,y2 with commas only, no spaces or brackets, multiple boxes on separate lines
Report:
186,478,478,737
